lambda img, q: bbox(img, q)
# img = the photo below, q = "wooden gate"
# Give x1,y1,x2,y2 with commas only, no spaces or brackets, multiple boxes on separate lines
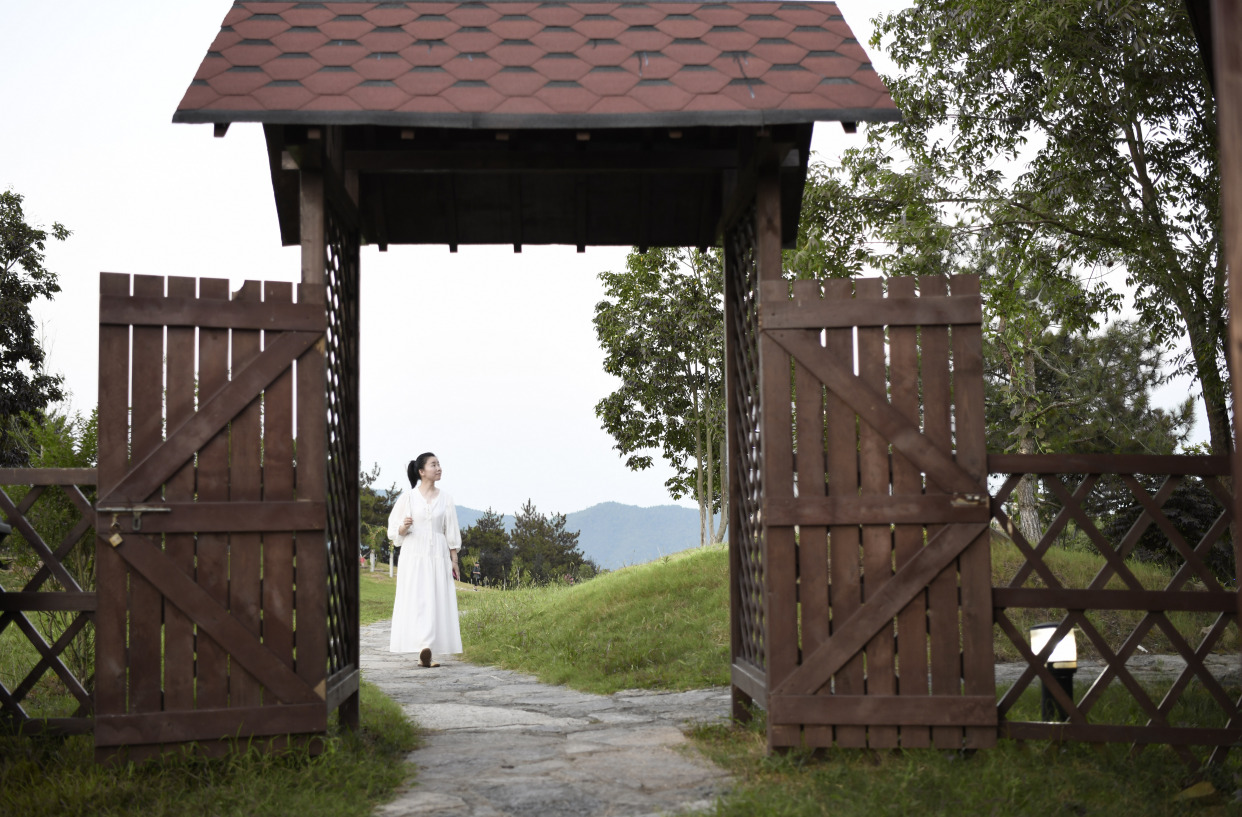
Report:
727,198,996,748
94,273,329,760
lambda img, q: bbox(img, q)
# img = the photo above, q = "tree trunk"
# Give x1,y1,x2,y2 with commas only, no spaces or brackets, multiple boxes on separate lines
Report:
1016,351,1043,545
713,433,728,544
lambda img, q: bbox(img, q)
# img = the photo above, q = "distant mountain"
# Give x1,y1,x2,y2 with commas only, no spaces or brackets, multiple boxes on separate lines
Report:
456,502,706,570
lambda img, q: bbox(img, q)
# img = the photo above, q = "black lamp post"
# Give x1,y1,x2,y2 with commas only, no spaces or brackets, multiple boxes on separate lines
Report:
1030,622,1077,721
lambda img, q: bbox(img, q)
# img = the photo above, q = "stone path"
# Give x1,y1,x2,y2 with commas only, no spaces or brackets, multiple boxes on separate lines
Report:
362,620,732,817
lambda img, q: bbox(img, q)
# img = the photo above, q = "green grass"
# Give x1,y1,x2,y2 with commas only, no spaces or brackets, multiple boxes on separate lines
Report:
0,680,420,817
456,544,731,694
691,710,1241,817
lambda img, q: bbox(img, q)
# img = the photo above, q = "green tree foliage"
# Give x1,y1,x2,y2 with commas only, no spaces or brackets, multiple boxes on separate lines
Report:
871,0,1223,455
359,463,399,566
0,190,69,466
508,500,597,585
594,248,726,546
459,508,511,585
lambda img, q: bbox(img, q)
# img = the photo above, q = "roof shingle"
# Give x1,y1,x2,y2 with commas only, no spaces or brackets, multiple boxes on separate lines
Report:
175,1,897,128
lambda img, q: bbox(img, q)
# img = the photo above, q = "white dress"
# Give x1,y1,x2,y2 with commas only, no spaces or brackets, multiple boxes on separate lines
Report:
388,488,463,655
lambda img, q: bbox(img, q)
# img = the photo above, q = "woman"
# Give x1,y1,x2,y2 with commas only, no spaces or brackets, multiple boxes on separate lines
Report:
387,452,463,666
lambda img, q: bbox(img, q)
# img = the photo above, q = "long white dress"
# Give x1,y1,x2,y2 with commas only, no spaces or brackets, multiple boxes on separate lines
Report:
387,488,463,655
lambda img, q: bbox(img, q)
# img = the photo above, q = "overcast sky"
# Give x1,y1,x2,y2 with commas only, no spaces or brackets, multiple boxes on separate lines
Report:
1,1,1203,516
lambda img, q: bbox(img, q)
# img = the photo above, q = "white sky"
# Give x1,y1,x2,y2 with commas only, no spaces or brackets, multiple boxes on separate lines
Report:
1,1,1203,514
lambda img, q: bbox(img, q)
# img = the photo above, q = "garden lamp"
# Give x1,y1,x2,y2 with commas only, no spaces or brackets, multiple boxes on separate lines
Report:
1030,622,1077,721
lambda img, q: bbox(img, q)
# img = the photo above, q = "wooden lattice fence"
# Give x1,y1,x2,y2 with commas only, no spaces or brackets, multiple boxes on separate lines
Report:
0,468,97,736
991,454,1240,766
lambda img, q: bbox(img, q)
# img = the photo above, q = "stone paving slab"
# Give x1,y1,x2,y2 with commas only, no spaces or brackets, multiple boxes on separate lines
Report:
362,620,731,817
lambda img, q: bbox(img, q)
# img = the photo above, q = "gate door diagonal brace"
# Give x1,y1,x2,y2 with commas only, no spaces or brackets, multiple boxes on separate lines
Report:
773,521,988,697
100,331,321,503
101,529,323,705
768,329,980,494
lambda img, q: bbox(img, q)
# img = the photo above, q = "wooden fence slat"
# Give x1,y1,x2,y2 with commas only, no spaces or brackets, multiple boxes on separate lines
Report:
886,276,930,748
821,277,864,747
99,294,325,331
790,278,831,748
164,275,197,714
949,274,996,749
94,272,131,750
95,703,326,746
263,280,297,687
760,292,982,329
195,277,232,711
856,277,898,748
988,453,1230,475
771,695,996,726
0,592,97,611
295,282,328,697
230,281,265,708
0,468,97,485
107,501,326,533
917,275,963,750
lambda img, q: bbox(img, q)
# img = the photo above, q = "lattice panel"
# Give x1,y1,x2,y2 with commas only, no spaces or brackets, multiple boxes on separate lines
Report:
990,456,1240,768
324,203,361,682
726,208,764,671
0,472,96,734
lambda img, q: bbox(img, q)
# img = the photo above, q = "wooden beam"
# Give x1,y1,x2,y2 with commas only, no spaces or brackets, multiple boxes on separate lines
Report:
343,149,739,174
770,695,995,726
993,587,1237,612
99,295,325,331
0,468,96,486
760,289,982,329
300,166,325,286
1211,0,1242,632
988,453,1230,476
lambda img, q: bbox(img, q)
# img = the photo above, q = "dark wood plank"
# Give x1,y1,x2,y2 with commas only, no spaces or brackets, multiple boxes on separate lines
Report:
95,702,326,747
919,275,962,750
94,272,131,731
229,281,265,708
768,330,982,495
886,275,930,748
771,695,996,726
761,293,982,329
723,240,752,724
196,277,232,710
300,170,326,286
295,282,328,698
1000,721,1242,746
0,468,96,485
856,277,898,748
109,501,326,532
949,274,997,749
263,281,297,687
127,274,164,715
99,330,322,505
99,295,325,331
755,164,797,748
987,453,1229,476
324,669,359,712
993,587,1238,612
343,148,740,173
164,275,197,714
0,592,97,611
731,660,768,709
765,495,989,526
1217,0,1242,633
790,278,830,748
822,277,864,747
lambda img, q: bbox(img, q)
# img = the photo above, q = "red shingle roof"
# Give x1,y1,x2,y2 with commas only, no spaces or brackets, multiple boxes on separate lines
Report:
174,1,898,128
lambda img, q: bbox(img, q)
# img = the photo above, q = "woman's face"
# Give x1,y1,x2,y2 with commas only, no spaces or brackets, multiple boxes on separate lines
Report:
419,456,442,484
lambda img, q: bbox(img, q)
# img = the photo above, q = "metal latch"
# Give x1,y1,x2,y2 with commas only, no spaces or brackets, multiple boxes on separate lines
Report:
97,504,171,532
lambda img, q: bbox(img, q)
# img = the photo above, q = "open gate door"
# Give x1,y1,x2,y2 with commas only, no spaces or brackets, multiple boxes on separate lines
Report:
759,274,996,750
94,273,328,760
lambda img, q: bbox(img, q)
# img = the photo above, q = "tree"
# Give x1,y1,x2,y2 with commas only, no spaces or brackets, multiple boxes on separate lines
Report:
594,248,726,547
459,508,511,585
1,190,69,465
508,499,595,584
872,0,1224,455
359,462,400,569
